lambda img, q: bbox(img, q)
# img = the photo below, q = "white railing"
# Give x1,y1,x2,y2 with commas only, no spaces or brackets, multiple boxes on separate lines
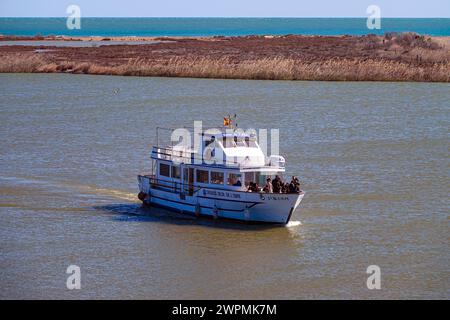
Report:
151,146,285,170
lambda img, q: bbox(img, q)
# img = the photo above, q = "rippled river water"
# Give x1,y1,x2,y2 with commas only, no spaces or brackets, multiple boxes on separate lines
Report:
0,74,448,299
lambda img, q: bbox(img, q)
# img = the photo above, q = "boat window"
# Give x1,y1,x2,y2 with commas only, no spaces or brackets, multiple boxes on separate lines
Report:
256,172,273,186
172,165,181,179
255,172,283,186
222,136,236,148
244,172,255,187
223,137,236,148
235,137,247,147
227,173,242,186
196,169,209,184
159,163,171,177
210,171,224,185
222,136,249,148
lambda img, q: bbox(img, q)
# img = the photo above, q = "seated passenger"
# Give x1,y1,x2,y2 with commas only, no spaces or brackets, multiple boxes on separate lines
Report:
233,179,242,187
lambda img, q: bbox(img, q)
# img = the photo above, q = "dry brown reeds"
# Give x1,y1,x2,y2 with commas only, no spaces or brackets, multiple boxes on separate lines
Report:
0,40,449,82
51,56,450,82
0,53,49,73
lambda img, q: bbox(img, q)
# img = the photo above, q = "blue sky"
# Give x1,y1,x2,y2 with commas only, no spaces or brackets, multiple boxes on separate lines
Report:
1,0,449,17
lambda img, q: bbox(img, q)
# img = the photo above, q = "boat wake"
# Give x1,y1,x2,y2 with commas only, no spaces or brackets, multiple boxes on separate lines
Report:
75,185,137,202
286,220,302,227
0,175,138,202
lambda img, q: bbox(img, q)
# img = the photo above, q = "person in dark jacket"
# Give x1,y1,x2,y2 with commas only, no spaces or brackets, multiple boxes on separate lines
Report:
289,181,297,193
272,175,282,193
290,176,301,193
283,182,290,193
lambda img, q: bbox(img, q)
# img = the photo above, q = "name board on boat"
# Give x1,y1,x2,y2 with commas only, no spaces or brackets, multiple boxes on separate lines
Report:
202,189,241,199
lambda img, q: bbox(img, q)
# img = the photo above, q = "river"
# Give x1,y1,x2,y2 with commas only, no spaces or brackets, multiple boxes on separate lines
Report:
0,74,448,299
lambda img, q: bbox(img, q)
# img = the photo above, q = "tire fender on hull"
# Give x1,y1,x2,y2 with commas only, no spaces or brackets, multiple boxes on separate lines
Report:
138,191,150,202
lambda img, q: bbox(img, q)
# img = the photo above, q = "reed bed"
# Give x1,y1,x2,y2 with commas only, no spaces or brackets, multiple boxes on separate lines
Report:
1,51,449,82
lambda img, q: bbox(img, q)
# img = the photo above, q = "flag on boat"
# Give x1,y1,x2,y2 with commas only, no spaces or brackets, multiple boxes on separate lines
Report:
223,117,231,126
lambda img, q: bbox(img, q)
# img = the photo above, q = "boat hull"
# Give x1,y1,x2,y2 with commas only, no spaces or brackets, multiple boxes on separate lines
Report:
138,175,303,224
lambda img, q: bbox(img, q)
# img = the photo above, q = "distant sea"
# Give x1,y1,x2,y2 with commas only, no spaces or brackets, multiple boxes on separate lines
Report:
0,18,449,37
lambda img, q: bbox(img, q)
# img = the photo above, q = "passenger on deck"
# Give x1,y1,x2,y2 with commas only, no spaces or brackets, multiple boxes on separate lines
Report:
295,181,301,193
272,175,282,193
288,181,297,193
290,176,301,193
247,182,260,192
233,179,242,187
263,178,273,193
282,182,290,194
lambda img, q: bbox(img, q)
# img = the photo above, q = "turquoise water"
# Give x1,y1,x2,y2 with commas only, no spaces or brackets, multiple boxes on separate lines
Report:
0,18,449,36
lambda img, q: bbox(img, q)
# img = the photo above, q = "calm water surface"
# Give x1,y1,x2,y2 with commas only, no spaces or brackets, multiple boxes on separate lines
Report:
1,18,450,36
0,74,448,299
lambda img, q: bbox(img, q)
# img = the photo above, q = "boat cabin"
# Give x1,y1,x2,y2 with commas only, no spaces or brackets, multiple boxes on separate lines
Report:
149,129,286,195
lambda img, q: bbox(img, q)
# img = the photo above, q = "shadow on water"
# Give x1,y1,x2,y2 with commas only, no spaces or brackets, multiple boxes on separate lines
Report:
93,203,286,231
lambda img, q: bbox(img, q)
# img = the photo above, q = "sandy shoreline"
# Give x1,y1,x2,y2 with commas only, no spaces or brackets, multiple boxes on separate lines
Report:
0,34,449,82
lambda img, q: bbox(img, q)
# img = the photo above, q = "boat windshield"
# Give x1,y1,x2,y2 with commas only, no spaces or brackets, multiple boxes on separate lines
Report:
223,136,257,148
244,172,284,186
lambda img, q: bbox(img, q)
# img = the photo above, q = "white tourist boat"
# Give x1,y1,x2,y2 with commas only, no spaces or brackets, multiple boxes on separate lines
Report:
137,122,304,224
